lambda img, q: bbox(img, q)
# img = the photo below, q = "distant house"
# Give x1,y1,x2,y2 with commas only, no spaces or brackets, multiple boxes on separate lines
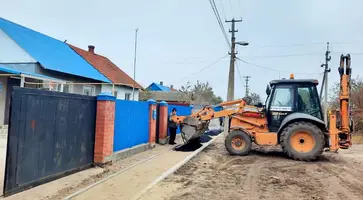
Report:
146,82,177,92
140,81,189,104
69,45,142,100
0,17,114,124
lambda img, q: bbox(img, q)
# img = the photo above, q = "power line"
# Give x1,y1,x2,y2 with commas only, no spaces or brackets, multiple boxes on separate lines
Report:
236,57,321,75
229,0,233,16
331,51,363,55
237,0,242,17
244,52,322,58
218,0,227,19
178,54,229,82
236,62,245,88
209,0,230,47
246,41,363,49
248,42,326,48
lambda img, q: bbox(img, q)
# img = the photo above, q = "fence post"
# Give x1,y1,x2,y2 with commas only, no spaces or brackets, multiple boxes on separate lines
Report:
94,92,116,165
148,99,157,148
158,101,168,144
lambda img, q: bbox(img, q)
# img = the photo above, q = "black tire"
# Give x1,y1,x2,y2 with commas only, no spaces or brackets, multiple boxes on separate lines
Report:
280,121,325,161
225,130,252,156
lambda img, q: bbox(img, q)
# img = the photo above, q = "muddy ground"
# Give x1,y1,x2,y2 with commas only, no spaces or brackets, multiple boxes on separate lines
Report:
145,135,363,200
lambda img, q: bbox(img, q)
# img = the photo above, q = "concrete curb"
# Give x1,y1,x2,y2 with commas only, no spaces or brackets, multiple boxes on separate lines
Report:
63,146,175,200
131,133,223,200
105,143,152,163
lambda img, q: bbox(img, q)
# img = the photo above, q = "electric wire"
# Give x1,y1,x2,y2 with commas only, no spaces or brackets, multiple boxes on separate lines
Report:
243,52,322,58
229,0,234,16
236,57,321,75
219,0,227,19
236,61,245,88
178,54,229,82
209,0,231,47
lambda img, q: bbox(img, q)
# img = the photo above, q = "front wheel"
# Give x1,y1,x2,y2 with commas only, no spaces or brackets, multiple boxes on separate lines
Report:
225,130,252,156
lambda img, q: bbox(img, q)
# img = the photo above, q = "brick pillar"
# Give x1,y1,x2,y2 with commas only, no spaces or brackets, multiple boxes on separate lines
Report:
158,101,168,144
148,99,157,148
94,92,116,165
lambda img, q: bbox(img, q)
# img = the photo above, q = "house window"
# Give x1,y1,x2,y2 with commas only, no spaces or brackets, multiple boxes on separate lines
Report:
125,92,131,100
114,91,118,98
63,84,73,93
83,85,95,96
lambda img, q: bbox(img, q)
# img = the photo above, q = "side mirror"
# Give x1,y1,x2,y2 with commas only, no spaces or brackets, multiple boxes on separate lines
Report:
266,85,271,96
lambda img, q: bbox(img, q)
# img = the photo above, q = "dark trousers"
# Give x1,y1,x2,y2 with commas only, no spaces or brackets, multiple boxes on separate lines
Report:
169,127,177,144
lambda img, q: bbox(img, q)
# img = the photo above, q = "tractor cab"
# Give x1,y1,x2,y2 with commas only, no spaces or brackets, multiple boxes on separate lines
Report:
264,75,323,132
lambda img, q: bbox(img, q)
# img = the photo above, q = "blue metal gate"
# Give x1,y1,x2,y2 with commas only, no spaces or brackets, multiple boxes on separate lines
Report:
4,87,97,196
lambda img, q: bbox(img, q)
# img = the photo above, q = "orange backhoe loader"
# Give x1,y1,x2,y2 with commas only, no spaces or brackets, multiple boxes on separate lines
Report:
172,54,353,161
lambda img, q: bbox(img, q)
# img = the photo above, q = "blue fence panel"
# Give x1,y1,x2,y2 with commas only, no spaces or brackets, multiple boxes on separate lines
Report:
168,104,192,134
114,100,149,152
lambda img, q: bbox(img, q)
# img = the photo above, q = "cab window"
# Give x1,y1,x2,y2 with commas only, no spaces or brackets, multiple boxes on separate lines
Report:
270,86,294,111
297,86,322,119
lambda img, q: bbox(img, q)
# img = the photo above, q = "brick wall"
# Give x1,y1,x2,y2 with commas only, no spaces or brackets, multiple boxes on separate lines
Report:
94,93,115,164
157,101,168,144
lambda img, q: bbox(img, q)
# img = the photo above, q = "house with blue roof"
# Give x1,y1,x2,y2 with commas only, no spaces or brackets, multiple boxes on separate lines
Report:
0,17,117,124
146,81,176,92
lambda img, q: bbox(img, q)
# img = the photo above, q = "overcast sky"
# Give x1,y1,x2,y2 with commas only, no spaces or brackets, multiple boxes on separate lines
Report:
2,0,363,101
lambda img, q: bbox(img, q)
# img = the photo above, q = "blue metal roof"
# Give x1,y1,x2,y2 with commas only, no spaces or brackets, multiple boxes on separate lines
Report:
0,18,110,83
0,64,64,81
147,82,171,92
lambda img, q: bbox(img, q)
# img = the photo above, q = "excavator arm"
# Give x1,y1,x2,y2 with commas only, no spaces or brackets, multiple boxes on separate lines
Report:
171,99,245,124
171,98,264,143
329,54,352,151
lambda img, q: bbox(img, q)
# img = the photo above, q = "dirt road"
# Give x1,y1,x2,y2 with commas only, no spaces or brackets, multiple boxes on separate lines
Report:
142,136,363,200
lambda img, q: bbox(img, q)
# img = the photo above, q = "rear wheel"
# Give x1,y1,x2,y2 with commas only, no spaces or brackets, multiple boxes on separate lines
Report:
225,130,252,156
280,122,325,161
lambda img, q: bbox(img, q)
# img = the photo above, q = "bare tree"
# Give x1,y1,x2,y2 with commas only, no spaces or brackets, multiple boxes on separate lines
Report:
329,76,363,133
179,80,223,105
248,92,262,105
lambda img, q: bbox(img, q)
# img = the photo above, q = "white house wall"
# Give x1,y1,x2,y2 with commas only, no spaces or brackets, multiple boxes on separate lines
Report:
101,85,139,101
0,29,36,63
0,76,7,124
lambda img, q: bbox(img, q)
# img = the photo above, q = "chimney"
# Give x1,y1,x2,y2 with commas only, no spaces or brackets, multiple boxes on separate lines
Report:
88,45,95,54
160,81,163,86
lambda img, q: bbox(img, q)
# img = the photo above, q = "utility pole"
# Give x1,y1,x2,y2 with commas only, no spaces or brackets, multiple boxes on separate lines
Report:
132,28,139,101
226,18,242,101
244,76,251,97
320,42,331,124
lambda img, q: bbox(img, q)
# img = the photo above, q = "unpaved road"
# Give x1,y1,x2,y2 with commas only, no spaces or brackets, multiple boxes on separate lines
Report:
142,135,363,200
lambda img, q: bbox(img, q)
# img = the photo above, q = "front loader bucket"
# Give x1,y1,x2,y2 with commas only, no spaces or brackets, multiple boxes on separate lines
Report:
181,116,210,143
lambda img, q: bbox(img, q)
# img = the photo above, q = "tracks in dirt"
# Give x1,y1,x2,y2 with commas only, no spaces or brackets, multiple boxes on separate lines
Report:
155,136,363,200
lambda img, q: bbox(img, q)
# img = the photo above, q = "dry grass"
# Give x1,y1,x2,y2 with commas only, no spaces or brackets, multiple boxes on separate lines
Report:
352,135,363,144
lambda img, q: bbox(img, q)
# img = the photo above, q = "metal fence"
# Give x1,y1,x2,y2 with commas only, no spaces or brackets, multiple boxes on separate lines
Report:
113,99,149,152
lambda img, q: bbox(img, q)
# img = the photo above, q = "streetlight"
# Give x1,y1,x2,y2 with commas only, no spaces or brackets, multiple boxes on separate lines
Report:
236,41,249,46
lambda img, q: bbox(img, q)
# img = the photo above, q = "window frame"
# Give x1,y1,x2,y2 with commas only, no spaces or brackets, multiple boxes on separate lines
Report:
269,85,295,112
125,92,131,100
83,85,96,96
296,84,323,120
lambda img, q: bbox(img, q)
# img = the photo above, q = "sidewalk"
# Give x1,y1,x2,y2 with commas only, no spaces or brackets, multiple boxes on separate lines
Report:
65,119,221,200
3,139,179,200
68,147,193,200
4,119,222,200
